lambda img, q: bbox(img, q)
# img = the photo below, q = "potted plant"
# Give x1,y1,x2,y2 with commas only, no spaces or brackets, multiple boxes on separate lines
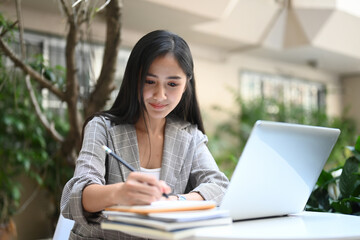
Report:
306,135,360,215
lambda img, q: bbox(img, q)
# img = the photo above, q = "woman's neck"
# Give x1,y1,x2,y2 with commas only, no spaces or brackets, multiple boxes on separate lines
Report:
135,115,166,135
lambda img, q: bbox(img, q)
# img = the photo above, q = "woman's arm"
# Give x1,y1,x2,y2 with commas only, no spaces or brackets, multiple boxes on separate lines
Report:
178,192,204,201
82,172,172,212
187,129,229,204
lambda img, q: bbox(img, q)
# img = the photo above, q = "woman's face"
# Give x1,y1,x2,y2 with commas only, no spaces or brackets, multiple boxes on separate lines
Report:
142,53,187,121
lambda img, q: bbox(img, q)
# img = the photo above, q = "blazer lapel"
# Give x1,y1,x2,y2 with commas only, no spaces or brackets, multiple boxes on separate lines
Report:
108,124,141,181
160,117,192,190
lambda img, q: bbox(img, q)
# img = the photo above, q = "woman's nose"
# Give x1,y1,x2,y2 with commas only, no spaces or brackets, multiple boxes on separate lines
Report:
153,84,166,100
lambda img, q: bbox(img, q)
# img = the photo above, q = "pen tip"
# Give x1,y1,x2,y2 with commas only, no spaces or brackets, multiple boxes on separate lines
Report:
102,145,111,153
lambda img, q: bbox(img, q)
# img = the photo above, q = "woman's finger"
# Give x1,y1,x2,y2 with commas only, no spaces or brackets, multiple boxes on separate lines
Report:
159,180,171,194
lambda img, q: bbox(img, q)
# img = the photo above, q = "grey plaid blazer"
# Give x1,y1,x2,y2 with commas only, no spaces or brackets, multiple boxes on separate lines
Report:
60,115,229,240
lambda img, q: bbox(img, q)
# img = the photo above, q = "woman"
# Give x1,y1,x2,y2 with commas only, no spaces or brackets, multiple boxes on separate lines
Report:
60,30,229,239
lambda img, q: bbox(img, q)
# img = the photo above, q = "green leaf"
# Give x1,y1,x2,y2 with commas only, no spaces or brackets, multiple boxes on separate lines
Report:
11,185,21,202
306,187,331,211
353,136,360,161
229,154,238,164
331,200,352,214
23,160,31,172
342,196,360,203
355,136,360,153
353,182,360,196
316,170,334,187
34,174,43,186
44,69,56,82
15,121,25,132
339,157,359,198
331,197,360,215
347,146,360,161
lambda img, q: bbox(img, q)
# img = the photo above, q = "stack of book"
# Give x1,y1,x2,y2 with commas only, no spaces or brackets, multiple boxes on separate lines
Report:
101,201,232,240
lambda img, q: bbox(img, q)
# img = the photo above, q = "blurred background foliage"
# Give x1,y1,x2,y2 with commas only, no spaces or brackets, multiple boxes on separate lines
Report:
208,90,357,178
0,53,73,225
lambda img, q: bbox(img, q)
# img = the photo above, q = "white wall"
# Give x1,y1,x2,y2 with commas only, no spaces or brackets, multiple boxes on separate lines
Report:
190,44,343,133
342,75,360,134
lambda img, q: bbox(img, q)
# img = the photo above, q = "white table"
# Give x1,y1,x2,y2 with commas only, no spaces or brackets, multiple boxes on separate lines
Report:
191,211,360,240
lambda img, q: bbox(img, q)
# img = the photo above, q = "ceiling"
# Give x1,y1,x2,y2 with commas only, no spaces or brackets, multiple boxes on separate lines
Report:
4,0,360,75
121,0,360,75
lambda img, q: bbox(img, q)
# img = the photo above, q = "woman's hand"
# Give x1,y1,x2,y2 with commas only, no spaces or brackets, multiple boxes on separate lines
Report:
116,172,171,205
82,172,171,212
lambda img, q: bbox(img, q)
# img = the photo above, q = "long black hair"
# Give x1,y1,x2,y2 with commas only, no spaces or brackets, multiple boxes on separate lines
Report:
84,30,205,138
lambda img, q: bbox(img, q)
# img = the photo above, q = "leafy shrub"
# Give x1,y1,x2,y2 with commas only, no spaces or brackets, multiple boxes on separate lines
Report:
306,136,360,215
0,54,72,225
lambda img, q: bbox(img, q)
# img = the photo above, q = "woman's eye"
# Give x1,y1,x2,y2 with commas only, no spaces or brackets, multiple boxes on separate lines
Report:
145,80,155,84
168,82,178,87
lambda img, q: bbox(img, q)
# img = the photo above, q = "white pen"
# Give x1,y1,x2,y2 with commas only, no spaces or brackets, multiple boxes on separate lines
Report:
102,145,135,172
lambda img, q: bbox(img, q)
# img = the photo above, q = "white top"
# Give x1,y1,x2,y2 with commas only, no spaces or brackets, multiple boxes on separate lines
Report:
140,167,161,180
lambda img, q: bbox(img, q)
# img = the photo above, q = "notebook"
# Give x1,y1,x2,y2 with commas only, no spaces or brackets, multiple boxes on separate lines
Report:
104,200,216,214
219,120,340,221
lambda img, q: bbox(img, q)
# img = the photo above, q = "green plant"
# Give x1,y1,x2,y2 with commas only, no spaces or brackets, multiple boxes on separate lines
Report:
0,53,73,226
306,136,360,215
0,57,45,224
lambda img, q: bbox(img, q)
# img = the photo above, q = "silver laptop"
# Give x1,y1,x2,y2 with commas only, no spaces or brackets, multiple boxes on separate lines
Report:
219,120,340,221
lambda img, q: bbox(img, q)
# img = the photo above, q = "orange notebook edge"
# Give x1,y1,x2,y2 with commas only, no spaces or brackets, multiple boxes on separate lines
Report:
105,202,216,214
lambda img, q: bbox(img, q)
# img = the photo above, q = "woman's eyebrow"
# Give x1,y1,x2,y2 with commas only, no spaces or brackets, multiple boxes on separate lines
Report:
167,76,182,80
146,73,182,80
146,73,157,78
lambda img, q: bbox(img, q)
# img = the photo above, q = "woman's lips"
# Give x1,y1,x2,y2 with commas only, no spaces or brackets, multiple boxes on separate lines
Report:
149,103,167,109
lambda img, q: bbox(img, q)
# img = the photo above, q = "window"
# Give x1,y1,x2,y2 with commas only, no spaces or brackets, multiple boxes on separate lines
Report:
10,31,130,113
239,70,326,112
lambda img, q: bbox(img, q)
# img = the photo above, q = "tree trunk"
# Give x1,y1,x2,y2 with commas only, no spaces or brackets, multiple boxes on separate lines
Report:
0,0,123,164
84,0,122,118
61,17,82,163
